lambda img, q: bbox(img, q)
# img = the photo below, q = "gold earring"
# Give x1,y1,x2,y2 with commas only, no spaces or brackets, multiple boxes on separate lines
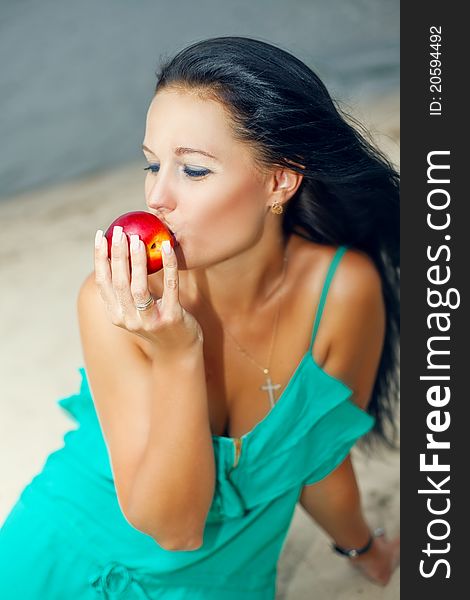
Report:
270,201,284,215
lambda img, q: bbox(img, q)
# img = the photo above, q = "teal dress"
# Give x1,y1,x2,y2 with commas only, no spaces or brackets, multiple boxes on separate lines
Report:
0,245,375,599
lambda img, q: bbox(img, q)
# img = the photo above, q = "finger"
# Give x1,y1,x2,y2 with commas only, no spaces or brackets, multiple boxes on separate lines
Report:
94,229,114,308
160,239,179,311
129,234,159,319
110,225,137,314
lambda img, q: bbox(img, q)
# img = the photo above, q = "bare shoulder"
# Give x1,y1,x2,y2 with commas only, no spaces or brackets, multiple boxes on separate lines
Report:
302,242,385,410
78,270,102,306
330,245,383,303
77,271,114,339
77,271,145,352
294,235,381,287
298,241,384,336
77,271,102,326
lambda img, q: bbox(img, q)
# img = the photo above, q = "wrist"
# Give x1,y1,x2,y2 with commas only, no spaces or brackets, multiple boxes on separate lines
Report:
330,517,371,552
332,527,385,559
150,339,204,366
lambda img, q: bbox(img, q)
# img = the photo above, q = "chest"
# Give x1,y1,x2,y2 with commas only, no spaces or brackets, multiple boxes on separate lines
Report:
191,258,330,439
202,294,321,438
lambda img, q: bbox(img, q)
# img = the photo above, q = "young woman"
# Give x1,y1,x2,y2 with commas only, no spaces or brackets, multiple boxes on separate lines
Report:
0,36,400,598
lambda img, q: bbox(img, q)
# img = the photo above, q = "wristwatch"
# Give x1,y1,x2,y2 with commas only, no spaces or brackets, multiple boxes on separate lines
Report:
332,527,385,558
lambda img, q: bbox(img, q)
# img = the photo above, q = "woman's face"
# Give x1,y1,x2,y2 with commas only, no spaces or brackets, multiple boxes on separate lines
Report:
142,87,273,271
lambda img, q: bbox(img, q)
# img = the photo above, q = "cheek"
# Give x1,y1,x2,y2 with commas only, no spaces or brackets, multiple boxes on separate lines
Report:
174,178,266,267
199,180,265,241
226,175,266,218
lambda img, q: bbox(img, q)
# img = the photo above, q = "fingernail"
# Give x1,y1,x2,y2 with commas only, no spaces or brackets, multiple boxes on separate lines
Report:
95,229,103,249
113,225,123,244
162,240,171,255
130,234,140,252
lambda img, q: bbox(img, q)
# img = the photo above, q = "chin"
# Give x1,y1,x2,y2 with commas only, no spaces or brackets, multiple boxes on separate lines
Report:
173,239,227,272
172,243,191,271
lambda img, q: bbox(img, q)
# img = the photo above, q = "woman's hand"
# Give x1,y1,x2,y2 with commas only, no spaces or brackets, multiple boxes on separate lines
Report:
348,532,400,587
94,225,204,355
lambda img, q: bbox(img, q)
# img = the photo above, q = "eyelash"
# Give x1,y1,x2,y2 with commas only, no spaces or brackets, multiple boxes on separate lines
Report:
143,163,211,178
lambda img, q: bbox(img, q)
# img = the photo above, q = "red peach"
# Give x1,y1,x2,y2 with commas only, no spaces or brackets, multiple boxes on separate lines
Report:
104,211,177,274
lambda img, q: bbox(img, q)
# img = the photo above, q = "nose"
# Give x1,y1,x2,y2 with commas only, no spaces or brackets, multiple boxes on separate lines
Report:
146,169,176,214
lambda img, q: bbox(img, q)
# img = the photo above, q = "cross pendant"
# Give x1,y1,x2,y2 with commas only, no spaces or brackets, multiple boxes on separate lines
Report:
260,375,282,409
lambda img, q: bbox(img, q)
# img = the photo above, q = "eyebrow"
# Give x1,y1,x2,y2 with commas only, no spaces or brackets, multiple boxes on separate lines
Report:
142,144,220,162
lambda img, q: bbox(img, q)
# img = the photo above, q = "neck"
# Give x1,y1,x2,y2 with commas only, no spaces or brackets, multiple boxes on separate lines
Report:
187,228,292,320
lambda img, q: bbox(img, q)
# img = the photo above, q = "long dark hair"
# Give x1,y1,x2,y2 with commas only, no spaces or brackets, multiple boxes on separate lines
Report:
153,36,400,455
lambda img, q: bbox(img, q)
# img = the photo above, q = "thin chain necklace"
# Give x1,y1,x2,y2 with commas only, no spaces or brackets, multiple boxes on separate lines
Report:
196,247,289,409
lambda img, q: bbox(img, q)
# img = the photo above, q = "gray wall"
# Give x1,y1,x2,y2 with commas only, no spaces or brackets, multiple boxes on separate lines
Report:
0,0,399,200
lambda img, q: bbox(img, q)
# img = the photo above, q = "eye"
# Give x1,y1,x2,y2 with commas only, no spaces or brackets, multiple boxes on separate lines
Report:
143,163,160,174
183,166,211,178
143,163,211,179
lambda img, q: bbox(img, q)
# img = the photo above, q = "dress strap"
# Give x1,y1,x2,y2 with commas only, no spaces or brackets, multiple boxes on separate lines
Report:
309,245,349,352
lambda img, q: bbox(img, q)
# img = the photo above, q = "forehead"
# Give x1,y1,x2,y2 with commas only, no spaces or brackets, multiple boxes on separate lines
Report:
144,88,273,184
144,88,258,166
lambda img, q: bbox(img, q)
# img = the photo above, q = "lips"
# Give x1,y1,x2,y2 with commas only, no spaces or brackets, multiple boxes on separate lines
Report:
156,217,179,246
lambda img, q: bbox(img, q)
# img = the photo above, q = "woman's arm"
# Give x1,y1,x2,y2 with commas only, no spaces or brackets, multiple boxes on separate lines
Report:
299,454,370,548
299,249,385,545
79,271,214,552
299,454,400,586
299,249,399,584
127,345,215,551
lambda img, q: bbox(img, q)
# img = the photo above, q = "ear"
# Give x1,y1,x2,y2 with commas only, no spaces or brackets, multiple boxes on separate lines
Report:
266,167,304,209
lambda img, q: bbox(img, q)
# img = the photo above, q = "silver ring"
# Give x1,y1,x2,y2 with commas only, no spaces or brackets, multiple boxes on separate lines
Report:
135,295,155,311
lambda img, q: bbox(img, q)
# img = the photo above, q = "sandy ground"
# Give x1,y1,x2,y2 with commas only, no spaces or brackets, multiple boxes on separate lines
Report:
0,90,400,598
